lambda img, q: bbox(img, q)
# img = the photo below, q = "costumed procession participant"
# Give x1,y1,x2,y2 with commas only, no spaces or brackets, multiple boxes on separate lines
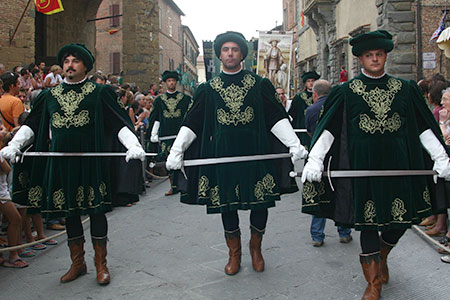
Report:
166,31,308,275
149,70,192,196
301,30,450,300
0,43,145,285
288,70,320,149
304,79,352,247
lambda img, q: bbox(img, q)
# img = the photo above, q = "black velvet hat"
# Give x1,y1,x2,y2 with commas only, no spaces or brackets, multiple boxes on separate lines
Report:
161,70,179,82
302,70,320,83
213,31,248,61
350,30,394,56
57,43,95,72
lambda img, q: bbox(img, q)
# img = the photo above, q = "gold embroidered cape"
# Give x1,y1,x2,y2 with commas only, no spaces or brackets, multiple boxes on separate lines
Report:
12,80,141,218
177,70,294,214
301,74,446,231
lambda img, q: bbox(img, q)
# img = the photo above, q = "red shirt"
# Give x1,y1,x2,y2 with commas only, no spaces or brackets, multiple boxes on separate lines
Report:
340,70,348,83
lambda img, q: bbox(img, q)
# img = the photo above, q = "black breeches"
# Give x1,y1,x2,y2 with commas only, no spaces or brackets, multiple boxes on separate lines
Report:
66,213,108,239
221,209,268,232
360,229,406,254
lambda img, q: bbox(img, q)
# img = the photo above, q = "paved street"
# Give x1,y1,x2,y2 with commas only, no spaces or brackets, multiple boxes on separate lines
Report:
1,177,450,300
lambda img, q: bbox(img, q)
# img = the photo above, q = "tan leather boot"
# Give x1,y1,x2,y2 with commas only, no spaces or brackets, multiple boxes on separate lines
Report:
360,253,382,300
379,238,395,284
249,225,265,272
224,229,241,275
92,236,110,285
60,236,87,283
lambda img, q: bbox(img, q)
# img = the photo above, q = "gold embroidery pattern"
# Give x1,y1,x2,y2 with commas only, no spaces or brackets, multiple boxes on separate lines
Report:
18,172,29,188
187,99,194,112
235,185,240,199
28,186,42,207
302,181,317,204
76,187,84,208
350,78,402,134
211,74,256,126
53,189,65,210
117,96,125,109
423,186,431,206
211,186,220,206
99,182,107,197
51,82,96,128
160,142,166,154
300,92,313,106
197,176,220,205
198,176,209,198
391,198,407,221
274,92,283,105
254,174,276,201
162,93,183,118
87,187,95,207
364,200,376,223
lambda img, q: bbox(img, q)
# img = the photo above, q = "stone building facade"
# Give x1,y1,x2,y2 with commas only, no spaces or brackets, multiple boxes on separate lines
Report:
181,25,199,96
296,0,450,87
283,0,300,94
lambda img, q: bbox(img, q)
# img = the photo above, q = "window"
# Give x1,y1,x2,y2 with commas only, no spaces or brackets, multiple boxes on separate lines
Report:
110,52,120,75
109,4,120,28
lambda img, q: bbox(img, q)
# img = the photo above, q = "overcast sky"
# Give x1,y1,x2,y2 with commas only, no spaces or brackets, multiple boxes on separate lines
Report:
174,0,283,54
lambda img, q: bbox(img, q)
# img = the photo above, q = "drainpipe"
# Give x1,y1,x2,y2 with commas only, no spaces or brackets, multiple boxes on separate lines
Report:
417,0,423,80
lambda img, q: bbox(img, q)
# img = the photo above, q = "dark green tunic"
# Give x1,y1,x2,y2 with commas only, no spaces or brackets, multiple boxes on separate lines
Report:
12,80,138,218
288,90,313,149
148,91,192,159
179,70,291,214
301,74,445,231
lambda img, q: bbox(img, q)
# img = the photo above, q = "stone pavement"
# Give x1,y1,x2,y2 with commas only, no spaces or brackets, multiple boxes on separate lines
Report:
1,178,450,300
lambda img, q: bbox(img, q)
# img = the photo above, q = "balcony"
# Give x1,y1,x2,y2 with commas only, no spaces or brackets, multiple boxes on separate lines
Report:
304,0,334,15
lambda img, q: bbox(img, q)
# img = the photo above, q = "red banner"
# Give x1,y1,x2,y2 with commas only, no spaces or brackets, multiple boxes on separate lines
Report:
35,0,64,15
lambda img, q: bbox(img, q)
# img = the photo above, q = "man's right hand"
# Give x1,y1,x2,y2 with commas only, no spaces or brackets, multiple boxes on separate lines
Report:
301,159,324,183
166,151,183,170
0,145,21,163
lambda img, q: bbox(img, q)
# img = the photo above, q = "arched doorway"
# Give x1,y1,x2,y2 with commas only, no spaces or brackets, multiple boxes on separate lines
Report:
35,0,102,66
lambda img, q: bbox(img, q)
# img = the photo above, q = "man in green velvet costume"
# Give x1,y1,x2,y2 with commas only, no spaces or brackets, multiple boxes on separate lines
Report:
0,43,145,285
149,70,192,196
301,30,450,300
288,70,320,149
166,31,308,275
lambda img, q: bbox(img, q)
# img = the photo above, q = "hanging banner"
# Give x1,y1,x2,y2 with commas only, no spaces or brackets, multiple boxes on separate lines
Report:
35,0,64,15
203,41,215,81
257,32,293,96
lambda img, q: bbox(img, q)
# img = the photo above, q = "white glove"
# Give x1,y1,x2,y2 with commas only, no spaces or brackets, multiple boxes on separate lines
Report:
118,126,146,162
419,129,450,182
150,121,160,143
0,125,34,163
271,118,308,164
166,126,197,170
301,130,334,183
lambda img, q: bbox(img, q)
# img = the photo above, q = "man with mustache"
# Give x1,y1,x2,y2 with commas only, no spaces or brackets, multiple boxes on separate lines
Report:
166,31,307,275
0,43,145,285
301,30,450,300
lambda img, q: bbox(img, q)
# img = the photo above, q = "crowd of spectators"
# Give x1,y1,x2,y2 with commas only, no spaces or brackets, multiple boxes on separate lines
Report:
0,61,165,268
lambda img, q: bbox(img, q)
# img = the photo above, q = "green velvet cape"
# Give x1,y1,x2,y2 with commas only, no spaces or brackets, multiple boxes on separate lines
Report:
178,70,297,214
301,74,447,231
288,90,313,149
12,80,140,218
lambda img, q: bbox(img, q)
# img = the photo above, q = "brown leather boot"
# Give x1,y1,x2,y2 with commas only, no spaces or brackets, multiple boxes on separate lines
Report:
92,236,110,285
224,229,241,275
60,236,87,283
249,225,265,272
360,253,382,300
379,238,395,284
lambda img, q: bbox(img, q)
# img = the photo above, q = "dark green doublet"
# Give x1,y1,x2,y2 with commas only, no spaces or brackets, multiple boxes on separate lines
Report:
149,91,192,160
180,70,290,214
12,80,136,218
301,74,446,231
288,91,313,149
